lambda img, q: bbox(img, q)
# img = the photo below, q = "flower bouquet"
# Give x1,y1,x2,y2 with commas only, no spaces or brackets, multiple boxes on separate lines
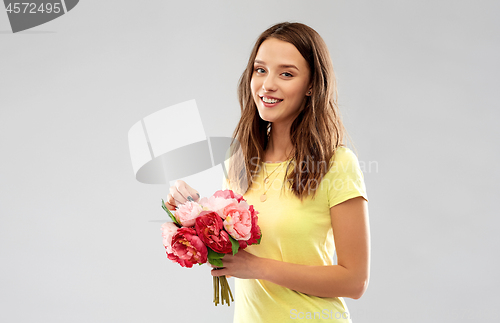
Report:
160,189,261,306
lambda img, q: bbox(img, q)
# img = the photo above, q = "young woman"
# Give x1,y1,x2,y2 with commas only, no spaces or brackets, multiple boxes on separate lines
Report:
166,22,370,322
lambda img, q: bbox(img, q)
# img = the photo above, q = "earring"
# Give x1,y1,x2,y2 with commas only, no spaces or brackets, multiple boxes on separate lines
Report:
307,91,311,95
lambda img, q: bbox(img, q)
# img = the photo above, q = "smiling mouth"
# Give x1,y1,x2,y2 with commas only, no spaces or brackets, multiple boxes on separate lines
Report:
260,96,283,104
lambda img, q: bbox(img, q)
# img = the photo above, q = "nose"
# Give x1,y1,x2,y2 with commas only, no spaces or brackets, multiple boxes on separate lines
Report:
262,74,277,92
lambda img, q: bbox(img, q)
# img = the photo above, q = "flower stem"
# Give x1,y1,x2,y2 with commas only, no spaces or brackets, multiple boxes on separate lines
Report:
216,276,219,305
212,275,234,306
213,276,216,304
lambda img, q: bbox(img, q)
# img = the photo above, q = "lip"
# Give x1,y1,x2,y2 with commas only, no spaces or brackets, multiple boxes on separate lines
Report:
259,95,283,108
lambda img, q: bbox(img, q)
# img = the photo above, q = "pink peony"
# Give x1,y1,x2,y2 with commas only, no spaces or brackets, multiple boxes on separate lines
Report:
195,211,232,254
238,205,261,249
161,222,179,254
199,196,235,219
213,189,245,203
168,227,208,268
174,201,204,227
222,200,253,241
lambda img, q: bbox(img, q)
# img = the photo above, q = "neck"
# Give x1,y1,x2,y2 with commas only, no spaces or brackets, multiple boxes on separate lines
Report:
265,122,294,163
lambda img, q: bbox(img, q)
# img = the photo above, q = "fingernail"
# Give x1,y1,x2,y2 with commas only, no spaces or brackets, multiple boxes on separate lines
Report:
187,196,194,202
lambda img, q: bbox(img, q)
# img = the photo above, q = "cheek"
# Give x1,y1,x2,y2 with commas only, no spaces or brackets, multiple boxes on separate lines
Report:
250,78,257,94
250,76,263,94
250,79,261,104
289,83,308,101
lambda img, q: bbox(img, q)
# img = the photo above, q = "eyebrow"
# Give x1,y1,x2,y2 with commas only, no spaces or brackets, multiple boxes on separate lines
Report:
254,60,300,71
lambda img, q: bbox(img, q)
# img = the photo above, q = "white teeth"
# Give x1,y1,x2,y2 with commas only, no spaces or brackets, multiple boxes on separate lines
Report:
262,97,281,103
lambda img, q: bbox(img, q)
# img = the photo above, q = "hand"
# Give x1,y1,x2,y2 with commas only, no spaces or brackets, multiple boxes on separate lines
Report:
165,180,200,210
210,250,264,280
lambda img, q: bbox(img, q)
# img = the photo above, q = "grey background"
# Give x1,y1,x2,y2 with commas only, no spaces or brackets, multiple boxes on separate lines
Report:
1,0,499,322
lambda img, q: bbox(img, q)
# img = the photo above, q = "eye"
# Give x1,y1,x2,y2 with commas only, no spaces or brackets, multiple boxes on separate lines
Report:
255,67,266,74
281,72,293,77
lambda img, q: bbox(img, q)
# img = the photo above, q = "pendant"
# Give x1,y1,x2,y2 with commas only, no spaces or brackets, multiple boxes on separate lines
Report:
260,194,267,202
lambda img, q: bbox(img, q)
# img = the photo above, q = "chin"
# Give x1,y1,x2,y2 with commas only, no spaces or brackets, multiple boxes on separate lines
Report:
256,109,275,123
257,113,272,123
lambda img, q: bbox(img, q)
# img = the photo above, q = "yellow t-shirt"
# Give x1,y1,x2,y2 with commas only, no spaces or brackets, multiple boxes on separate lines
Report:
225,147,368,323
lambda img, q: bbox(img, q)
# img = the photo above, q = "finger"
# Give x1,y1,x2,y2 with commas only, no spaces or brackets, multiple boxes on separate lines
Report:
175,180,195,202
168,193,178,207
181,181,201,201
175,180,200,202
211,268,229,277
165,194,177,211
169,185,187,205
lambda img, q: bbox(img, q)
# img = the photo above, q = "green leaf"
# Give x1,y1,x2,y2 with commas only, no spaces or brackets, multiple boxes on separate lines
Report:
207,248,225,267
207,248,225,260
209,258,223,267
228,235,240,256
257,234,262,244
161,199,181,226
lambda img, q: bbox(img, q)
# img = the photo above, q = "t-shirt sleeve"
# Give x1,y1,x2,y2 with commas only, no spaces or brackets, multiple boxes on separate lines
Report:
325,147,368,208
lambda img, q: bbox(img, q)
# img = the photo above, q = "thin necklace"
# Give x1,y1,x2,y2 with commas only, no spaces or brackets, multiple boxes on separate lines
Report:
260,162,286,202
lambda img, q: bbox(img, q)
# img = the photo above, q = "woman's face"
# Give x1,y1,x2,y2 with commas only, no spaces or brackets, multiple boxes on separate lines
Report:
251,38,311,126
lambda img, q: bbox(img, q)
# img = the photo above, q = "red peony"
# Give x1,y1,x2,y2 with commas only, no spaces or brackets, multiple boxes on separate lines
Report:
195,211,232,254
168,227,208,268
213,189,245,203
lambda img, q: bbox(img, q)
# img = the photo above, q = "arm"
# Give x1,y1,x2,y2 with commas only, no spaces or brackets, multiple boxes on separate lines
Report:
212,196,370,299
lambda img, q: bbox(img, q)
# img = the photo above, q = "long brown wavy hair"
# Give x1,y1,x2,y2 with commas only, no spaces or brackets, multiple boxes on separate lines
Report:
228,22,346,201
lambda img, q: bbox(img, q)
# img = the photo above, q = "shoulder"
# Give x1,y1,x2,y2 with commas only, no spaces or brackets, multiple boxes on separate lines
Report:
324,146,368,206
328,146,362,174
322,146,365,186
332,146,357,163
